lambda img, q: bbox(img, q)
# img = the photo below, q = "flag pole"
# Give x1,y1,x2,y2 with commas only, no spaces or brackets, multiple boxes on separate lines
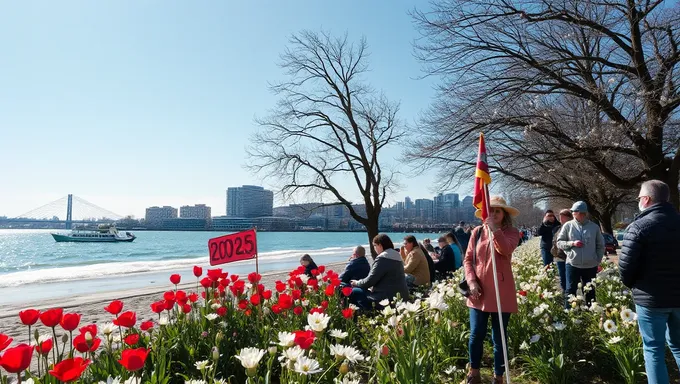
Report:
484,184,511,384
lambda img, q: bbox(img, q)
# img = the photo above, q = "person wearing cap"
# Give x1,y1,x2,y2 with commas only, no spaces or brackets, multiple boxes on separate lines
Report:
433,232,462,280
618,180,680,383
537,210,560,266
463,196,521,384
556,201,605,309
455,221,471,253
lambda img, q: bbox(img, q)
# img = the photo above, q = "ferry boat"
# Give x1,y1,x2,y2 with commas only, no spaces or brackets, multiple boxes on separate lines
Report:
51,224,136,243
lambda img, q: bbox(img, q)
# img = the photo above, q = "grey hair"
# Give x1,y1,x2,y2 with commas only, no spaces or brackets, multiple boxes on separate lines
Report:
641,180,670,204
354,246,366,257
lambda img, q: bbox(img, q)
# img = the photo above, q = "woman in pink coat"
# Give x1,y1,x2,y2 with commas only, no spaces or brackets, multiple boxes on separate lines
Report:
464,196,521,384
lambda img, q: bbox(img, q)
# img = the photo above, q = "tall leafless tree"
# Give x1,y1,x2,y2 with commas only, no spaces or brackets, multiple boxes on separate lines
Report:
411,0,680,208
248,31,403,256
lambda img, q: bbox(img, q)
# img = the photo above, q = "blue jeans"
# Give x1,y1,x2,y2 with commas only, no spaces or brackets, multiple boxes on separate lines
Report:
349,287,376,310
565,264,597,309
636,305,680,384
556,261,566,292
469,308,511,376
540,247,553,266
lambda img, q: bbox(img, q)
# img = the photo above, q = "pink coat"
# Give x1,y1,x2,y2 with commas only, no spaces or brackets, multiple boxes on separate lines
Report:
464,225,520,313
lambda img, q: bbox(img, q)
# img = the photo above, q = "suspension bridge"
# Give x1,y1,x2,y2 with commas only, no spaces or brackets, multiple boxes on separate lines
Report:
0,195,124,229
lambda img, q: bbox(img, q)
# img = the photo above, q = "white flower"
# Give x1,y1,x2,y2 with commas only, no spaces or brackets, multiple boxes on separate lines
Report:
379,299,390,307
38,334,53,344
426,292,449,311
213,379,227,384
381,306,395,316
608,336,623,344
329,329,348,339
520,341,530,350
603,320,618,334
301,299,310,307
159,314,171,326
24,379,35,384
101,323,116,336
194,360,211,371
294,356,323,375
123,378,140,384
329,345,365,363
205,313,219,321
444,365,461,375
235,348,266,369
298,274,310,284
553,322,567,331
211,303,221,310
620,308,636,323
185,380,207,384
98,377,121,384
348,304,359,311
573,319,583,325
307,312,330,332
530,334,541,343
277,332,296,347
279,346,305,363
387,315,399,328
399,301,420,313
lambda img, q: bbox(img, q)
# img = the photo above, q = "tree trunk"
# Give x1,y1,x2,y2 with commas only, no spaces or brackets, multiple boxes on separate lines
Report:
598,210,614,235
365,214,380,260
668,155,680,210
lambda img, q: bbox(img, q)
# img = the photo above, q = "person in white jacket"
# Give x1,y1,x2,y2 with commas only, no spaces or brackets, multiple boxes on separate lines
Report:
556,201,604,309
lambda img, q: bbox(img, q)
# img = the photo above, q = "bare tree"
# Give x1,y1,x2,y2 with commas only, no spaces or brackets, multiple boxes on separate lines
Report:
248,31,403,256
411,0,680,207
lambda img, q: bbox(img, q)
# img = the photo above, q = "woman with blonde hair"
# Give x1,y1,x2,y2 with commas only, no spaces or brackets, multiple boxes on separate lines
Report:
463,196,521,384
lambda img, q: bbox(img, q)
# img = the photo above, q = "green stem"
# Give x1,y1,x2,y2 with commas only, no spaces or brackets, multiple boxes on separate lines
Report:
69,331,73,358
52,327,60,363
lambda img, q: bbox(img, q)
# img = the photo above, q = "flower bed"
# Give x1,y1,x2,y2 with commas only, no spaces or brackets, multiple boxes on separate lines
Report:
0,240,644,384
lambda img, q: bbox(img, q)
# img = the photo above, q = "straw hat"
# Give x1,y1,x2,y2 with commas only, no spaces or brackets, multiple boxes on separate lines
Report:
474,196,520,219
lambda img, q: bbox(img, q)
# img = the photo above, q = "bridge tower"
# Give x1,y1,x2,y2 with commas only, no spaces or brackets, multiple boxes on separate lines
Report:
66,194,73,229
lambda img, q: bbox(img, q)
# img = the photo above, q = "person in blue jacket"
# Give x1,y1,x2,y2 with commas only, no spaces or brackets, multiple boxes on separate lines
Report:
339,245,370,285
433,232,462,279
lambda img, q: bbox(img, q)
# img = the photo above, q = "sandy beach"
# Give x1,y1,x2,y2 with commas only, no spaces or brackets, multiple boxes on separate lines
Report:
0,262,348,343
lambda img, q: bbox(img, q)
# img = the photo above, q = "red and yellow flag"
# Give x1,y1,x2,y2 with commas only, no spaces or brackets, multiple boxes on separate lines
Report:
473,133,492,220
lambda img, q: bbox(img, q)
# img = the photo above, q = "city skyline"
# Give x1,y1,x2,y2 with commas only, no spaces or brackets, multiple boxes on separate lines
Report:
0,1,469,218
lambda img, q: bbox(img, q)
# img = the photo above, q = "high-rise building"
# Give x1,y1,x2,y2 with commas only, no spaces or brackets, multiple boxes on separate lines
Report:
404,196,413,210
180,204,212,220
226,185,274,218
145,206,178,227
415,199,434,221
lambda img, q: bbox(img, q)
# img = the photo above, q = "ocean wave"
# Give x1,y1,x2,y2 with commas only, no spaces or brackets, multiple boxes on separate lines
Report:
0,246,357,288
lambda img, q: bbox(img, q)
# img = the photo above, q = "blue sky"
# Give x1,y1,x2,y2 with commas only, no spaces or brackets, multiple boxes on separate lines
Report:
0,1,472,218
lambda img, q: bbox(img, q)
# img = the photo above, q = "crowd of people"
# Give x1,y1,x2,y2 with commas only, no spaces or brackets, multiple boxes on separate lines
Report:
297,181,680,384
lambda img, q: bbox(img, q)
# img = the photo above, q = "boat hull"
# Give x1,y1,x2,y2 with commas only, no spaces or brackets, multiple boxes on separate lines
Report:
51,234,135,243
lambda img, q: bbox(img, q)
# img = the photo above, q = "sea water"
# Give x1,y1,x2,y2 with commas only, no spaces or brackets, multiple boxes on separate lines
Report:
0,229,444,303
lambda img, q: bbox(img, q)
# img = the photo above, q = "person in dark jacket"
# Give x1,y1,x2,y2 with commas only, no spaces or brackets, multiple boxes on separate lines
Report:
419,242,436,284
339,246,370,285
454,222,470,254
299,254,318,278
538,210,560,266
619,180,680,383
350,233,409,309
433,233,461,279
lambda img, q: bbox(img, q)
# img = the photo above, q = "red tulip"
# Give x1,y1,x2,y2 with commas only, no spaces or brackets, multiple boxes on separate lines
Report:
278,294,293,310
118,347,149,371
163,300,175,311
321,300,329,309
293,306,303,316
292,289,302,300
250,294,261,306
175,290,187,302
35,337,53,355
170,274,181,285
124,334,140,346
73,333,101,353
518,290,527,297
238,300,248,310
40,308,63,328
104,300,124,315
182,304,192,314
193,265,203,277
271,304,282,314
310,307,324,315
207,268,223,281
248,272,261,284
324,285,335,297
216,306,227,317
18,309,40,326
150,301,165,314
230,274,239,283
341,286,353,297
79,324,97,337
163,291,175,301
60,313,82,332
262,290,272,300
318,266,326,274
188,293,199,303
342,308,354,319
0,343,33,373
293,330,315,349
275,281,286,293
200,277,212,289
140,321,154,332
113,311,136,328
49,357,91,382
0,333,12,352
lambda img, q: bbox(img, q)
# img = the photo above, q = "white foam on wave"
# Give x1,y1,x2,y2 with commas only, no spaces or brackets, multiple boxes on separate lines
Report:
0,246,358,288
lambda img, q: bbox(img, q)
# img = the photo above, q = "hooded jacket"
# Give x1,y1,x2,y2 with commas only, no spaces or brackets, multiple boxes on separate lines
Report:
355,248,409,302
401,246,430,286
556,219,604,269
